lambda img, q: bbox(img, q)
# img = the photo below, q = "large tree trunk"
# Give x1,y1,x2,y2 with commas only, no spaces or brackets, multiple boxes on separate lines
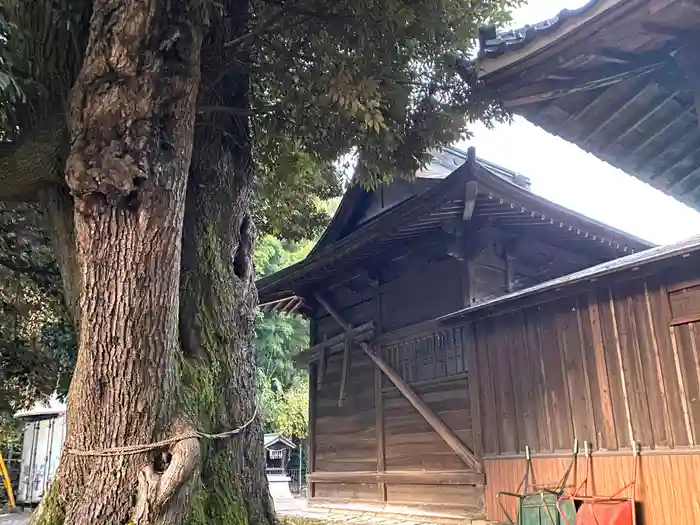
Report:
31,2,205,525
177,3,276,524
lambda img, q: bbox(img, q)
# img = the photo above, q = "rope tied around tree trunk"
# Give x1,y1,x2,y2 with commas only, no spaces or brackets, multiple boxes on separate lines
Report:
64,407,258,457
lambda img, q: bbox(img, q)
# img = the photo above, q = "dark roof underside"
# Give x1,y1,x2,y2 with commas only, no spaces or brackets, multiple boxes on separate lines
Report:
440,232,700,323
478,0,700,210
257,153,652,309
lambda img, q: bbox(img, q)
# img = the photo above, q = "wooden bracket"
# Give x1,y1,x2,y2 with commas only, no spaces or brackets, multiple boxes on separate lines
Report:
315,292,482,472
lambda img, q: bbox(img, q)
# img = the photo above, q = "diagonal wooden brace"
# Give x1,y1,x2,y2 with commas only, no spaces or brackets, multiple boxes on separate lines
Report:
315,293,481,472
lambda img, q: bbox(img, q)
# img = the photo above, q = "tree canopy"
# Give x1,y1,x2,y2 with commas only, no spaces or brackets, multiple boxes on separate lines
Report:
0,1,520,524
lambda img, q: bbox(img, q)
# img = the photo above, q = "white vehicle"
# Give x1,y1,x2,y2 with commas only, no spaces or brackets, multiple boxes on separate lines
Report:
14,398,66,505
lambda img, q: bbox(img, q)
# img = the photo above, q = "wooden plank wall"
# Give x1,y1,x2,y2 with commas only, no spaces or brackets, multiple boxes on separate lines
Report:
315,350,377,474
485,454,700,524
310,322,485,518
468,272,700,456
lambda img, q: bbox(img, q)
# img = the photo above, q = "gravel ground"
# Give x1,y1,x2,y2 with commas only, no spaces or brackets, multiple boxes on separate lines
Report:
0,511,30,525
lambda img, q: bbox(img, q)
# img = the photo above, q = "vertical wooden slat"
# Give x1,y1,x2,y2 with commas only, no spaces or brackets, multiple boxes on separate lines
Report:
597,286,631,449
464,322,484,464
646,278,691,447
558,297,595,444
687,323,700,443
489,317,519,453
523,307,554,452
585,292,618,450
538,302,574,450
629,280,669,447
476,322,500,454
574,296,597,447
509,310,538,452
308,362,317,498
606,286,636,447
611,282,654,447
673,324,700,444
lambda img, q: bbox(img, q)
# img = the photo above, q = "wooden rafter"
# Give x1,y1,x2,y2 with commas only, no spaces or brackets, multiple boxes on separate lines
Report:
579,78,650,145
314,292,482,472
602,90,683,153
503,62,663,108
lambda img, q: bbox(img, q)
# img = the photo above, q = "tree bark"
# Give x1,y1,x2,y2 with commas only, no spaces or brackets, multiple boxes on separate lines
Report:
30,2,205,525
177,2,276,523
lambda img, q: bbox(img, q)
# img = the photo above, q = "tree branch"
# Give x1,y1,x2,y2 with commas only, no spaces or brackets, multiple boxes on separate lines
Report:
0,114,67,201
37,184,80,325
223,2,297,48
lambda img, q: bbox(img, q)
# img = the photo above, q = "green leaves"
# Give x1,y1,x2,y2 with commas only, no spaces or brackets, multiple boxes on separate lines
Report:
257,372,309,438
248,0,519,196
0,203,75,416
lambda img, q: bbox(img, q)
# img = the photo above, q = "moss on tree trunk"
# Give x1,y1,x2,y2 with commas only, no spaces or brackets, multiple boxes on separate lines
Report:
27,1,275,524
177,3,276,521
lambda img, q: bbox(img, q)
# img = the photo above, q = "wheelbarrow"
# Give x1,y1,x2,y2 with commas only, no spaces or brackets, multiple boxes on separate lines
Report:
556,441,639,525
497,443,578,525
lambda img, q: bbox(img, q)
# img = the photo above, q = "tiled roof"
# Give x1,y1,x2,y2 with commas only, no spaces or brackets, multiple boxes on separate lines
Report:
477,0,600,59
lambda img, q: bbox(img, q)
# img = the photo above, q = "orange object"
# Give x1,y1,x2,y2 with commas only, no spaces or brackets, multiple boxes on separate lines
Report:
575,500,634,525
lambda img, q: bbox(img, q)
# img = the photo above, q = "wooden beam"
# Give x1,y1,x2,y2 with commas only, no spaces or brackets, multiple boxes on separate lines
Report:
307,470,485,485
318,334,327,389
375,366,387,501
602,90,683,154
502,62,662,108
315,293,482,472
579,77,650,145
462,181,478,221
373,284,387,502
464,323,483,465
461,258,476,307
618,96,691,159
308,362,317,497
338,336,351,407
295,321,375,365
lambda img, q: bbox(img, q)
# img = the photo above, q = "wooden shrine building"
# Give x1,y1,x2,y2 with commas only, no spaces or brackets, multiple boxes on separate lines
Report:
255,147,697,522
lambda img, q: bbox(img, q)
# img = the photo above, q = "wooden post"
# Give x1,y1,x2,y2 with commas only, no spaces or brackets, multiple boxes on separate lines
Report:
319,334,327,389
505,249,516,293
375,365,387,501
338,337,351,407
462,181,478,221
373,280,387,501
315,293,482,472
464,322,484,466
308,362,317,497
462,258,476,307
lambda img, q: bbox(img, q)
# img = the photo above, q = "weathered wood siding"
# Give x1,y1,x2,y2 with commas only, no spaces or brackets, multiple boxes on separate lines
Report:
309,322,484,518
315,350,376,473
467,271,700,455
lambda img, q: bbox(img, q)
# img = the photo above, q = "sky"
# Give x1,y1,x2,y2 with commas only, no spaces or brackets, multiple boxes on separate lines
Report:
454,0,700,245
